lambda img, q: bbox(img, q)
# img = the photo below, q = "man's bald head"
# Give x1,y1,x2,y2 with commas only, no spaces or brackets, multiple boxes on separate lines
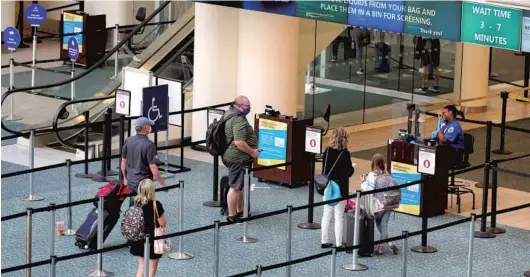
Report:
233,95,251,115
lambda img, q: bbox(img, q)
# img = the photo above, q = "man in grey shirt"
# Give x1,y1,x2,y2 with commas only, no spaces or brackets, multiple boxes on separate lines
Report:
121,117,167,206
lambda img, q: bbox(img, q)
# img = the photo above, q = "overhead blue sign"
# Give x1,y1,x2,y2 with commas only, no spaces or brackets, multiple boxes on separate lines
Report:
243,1,296,16
67,37,79,61
3,27,21,51
143,85,169,132
348,0,405,33
25,4,47,27
403,1,462,41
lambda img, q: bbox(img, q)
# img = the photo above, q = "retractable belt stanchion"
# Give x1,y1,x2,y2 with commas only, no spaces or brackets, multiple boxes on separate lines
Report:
70,61,77,113
298,154,321,229
492,92,512,155
76,111,94,178
86,197,114,276
329,248,337,277
104,114,118,177
467,214,476,277
476,121,493,189
342,190,368,271
237,167,257,243
113,24,119,79
22,130,43,201
4,58,23,121
49,255,57,277
113,115,126,185
401,231,409,277
203,155,221,207
414,110,421,138
406,104,415,134
31,26,37,87
93,109,113,182
285,205,293,277
168,180,194,260
411,179,437,253
213,221,220,277
26,208,33,277
256,265,263,277
474,163,496,239
64,159,76,235
49,203,56,259
487,161,506,234
143,235,150,277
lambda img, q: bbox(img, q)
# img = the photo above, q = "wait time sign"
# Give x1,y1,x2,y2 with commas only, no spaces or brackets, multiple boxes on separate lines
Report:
461,2,521,51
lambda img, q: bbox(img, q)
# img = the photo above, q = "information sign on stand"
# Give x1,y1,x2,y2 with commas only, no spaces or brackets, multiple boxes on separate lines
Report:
257,118,288,170
142,85,169,132
115,90,131,116
305,126,322,154
208,109,225,126
417,146,436,175
3,27,21,51
24,4,47,27
67,37,79,62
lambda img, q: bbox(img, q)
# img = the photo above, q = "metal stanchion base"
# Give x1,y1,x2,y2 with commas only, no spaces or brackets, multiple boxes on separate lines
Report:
63,229,77,236
157,162,182,174
524,270,530,277
86,269,114,276
298,222,322,230
411,246,438,253
487,227,506,234
98,170,119,176
203,200,221,207
342,263,368,271
2,114,23,121
491,149,512,155
21,195,44,201
168,252,194,260
474,230,496,239
236,236,258,243
75,173,94,179
474,183,491,189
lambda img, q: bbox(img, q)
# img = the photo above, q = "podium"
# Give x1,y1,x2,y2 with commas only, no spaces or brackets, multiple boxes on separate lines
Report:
252,114,313,187
387,140,451,217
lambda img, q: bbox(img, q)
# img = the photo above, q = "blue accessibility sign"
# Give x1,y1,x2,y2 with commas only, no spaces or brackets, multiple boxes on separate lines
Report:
67,37,79,62
3,27,21,51
143,85,169,132
25,4,47,27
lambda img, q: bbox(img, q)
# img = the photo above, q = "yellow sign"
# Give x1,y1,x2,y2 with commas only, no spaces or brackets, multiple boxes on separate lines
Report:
390,162,422,216
62,12,84,53
257,119,288,170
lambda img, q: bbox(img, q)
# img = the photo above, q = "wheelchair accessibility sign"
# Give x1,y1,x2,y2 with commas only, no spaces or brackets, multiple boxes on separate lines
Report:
143,84,169,132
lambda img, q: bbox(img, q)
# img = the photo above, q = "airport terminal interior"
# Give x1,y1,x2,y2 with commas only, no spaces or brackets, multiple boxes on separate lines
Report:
1,1,530,276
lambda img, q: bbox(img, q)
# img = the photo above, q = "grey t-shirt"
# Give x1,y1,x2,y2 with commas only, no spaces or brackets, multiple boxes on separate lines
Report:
122,134,158,191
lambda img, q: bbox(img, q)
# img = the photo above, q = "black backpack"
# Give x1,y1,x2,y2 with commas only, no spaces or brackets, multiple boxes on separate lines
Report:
205,113,239,156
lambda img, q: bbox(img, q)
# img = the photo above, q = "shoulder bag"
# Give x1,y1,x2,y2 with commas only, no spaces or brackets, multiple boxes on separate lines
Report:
153,201,172,255
315,149,344,195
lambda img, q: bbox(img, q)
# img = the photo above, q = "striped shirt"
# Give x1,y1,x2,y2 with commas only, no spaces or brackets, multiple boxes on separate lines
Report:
222,107,257,163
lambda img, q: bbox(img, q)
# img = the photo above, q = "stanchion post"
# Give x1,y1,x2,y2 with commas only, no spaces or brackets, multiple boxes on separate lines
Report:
31,26,37,87
401,231,409,277
76,111,93,178
49,255,57,277
492,93,512,155
298,154,321,229
411,180,437,253
26,208,33,277
487,161,506,234
4,58,23,121
406,103,415,134
237,167,258,243
114,115,125,184
329,248,337,277
93,109,112,182
203,155,221,207
476,121,493,189
168,180,194,260
342,190,368,271
256,265,263,277
49,203,56,257
22,130,43,201
474,163,496,239
143,235,150,277
86,197,114,276
64,159,76,235
113,24,119,78
213,221,220,277
467,214,477,277
285,205,293,277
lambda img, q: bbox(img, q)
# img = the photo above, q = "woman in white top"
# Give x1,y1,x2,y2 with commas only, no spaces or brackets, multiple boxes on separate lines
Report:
360,154,399,255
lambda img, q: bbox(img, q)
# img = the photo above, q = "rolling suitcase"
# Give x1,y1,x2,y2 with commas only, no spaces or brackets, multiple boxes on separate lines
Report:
343,209,374,256
374,42,391,73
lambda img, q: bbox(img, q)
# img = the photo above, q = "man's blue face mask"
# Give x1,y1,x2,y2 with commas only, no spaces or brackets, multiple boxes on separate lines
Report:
241,106,251,116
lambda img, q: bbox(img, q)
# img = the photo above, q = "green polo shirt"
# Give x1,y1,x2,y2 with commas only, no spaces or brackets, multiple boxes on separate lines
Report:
222,107,257,163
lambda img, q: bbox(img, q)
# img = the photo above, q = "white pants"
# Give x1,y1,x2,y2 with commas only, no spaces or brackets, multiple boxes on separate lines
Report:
321,200,346,246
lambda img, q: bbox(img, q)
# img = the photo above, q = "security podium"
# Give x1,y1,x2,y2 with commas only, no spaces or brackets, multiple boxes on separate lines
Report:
387,140,451,217
252,114,313,187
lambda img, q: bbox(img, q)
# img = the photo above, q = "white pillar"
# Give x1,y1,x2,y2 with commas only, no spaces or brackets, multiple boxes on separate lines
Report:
1,0,15,30
191,3,239,142
237,10,300,127
454,43,490,113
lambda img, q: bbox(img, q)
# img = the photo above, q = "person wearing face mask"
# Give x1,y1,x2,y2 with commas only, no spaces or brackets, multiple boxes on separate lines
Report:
121,117,167,207
222,95,259,223
436,105,465,165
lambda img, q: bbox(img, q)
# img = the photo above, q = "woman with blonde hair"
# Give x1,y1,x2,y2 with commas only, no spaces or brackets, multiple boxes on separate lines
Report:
361,153,399,255
129,179,167,277
320,128,354,249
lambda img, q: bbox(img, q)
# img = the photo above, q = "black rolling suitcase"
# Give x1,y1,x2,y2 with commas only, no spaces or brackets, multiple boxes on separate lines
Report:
343,209,374,256
374,42,391,73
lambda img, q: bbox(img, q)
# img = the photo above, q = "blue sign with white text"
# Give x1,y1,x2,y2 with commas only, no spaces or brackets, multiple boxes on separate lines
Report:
68,37,79,61
243,1,296,16
348,0,405,33
3,27,21,50
25,4,47,27
143,85,169,132
404,1,462,41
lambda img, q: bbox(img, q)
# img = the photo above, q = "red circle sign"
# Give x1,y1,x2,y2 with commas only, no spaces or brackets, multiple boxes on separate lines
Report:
119,101,125,108
423,160,431,168
309,139,316,148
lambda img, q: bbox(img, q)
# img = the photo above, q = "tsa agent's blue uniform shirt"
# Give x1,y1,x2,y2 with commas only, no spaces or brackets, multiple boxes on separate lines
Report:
440,119,464,150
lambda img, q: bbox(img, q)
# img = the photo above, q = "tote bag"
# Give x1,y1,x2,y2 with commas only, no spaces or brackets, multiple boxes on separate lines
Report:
323,180,342,206
153,201,172,255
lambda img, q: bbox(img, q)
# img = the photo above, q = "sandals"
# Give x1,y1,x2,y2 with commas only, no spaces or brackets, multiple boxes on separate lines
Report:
375,246,384,255
389,244,399,255
375,245,399,255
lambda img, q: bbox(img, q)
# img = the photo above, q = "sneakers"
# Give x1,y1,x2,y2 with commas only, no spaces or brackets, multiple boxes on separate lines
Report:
332,56,338,62
430,86,440,92
356,68,365,75
226,215,241,224
321,243,333,249
414,87,428,94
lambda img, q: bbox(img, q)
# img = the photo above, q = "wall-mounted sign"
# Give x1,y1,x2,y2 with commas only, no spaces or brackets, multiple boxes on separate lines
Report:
404,1,462,41
461,2,522,51
296,1,348,24
243,1,296,16
348,0,404,33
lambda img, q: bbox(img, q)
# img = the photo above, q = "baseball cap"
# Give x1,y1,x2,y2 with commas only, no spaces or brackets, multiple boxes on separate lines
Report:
135,117,155,128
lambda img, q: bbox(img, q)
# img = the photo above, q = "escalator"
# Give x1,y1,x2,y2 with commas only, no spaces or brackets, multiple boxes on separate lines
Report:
1,1,196,153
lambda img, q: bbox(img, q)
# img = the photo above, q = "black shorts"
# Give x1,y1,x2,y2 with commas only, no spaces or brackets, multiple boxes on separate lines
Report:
223,160,252,191
421,39,441,67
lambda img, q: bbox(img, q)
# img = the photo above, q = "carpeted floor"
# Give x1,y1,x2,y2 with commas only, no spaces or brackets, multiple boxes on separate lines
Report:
350,118,530,192
1,155,530,277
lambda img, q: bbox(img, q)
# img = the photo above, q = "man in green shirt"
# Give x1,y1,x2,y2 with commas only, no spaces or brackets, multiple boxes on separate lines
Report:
222,95,259,223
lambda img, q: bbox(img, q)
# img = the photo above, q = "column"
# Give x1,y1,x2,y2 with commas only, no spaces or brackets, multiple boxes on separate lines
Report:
237,10,300,126
453,43,490,113
191,3,239,142
1,0,15,30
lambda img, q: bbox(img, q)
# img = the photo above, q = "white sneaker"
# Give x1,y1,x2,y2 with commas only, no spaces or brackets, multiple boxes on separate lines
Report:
356,69,365,75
